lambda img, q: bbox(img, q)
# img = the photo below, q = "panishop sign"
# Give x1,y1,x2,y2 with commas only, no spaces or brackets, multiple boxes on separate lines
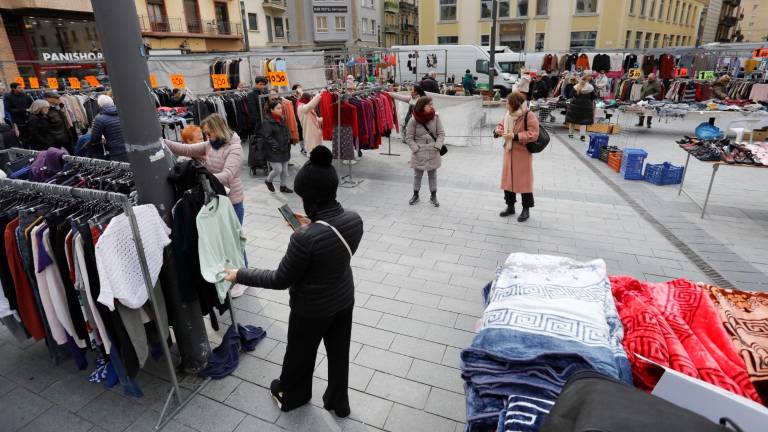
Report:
312,6,348,13
41,52,104,62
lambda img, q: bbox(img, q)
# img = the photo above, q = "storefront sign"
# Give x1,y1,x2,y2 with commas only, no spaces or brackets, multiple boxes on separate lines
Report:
628,68,642,79
268,71,289,87
68,77,81,89
14,76,24,88
85,76,100,87
170,74,186,88
211,74,230,89
697,70,715,80
48,78,59,89
41,52,103,62
312,6,347,13
28,77,40,89
149,73,159,88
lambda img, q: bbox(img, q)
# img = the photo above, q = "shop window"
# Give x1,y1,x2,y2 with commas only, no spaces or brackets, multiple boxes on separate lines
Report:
570,31,597,49
440,0,457,21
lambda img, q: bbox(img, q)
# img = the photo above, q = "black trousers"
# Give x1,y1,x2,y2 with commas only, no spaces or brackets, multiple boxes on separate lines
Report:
280,305,353,411
505,190,534,209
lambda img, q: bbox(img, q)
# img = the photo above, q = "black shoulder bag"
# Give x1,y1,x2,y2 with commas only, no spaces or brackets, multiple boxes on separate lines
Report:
523,110,550,154
418,122,448,156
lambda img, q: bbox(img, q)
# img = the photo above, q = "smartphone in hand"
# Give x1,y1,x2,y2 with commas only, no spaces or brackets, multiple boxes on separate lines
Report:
279,204,302,231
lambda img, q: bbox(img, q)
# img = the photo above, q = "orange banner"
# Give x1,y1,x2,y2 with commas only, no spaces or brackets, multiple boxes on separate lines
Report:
85,75,100,87
47,77,59,89
149,73,159,88
28,77,40,89
68,77,81,89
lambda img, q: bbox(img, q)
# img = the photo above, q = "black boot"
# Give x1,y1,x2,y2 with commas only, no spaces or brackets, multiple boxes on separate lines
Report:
636,116,645,127
430,191,440,207
517,207,530,222
409,191,419,205
499,205,515,217
646,117,652,128
323,391,351,418
280,186,294,193
265,180,275,192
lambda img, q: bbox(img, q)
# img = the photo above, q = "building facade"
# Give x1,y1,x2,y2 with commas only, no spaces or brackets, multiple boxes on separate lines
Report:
419,0,708,51
243,0,289,49
286,0,381,48
135,0,244,52
382,0,399,48
399,0,418,45
740,0,768,42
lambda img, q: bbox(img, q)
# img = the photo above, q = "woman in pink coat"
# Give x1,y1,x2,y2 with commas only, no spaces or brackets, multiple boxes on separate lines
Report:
495,91,539,222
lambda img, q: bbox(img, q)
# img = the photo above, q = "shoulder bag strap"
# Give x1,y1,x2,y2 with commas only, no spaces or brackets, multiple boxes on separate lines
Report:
316,220,353,258
418,122,438,142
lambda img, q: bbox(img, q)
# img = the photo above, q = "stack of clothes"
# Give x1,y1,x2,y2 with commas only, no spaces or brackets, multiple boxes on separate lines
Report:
461,253,632,432
610,276,764,405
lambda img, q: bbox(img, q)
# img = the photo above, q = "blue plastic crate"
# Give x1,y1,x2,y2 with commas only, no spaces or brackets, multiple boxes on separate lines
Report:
620,148,648,180
643,162,685,185
587,133,609,158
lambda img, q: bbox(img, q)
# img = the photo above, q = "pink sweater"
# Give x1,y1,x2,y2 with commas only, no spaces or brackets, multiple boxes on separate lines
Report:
164,133,244,204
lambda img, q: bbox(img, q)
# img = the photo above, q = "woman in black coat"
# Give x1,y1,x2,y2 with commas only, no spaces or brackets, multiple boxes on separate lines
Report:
224,146,364,416
262,99,293,193
565,75,597,142
26,100,54,150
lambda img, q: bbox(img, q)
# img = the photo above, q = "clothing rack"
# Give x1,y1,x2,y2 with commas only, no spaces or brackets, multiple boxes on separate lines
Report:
336,85,387,188
0,174,239,430
1,147,131,170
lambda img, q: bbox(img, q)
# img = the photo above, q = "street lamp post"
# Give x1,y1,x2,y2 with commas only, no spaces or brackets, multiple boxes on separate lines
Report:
489,0,498,93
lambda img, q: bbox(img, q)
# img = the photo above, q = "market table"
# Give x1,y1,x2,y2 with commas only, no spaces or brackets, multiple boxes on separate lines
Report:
677,147,767,219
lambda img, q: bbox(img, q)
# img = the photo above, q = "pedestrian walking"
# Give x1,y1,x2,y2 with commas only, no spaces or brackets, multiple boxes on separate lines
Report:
406,96,445,207
565,74,596,142
263,99,293,193
636,73,661,128
495,91,540,222
223,145,364,417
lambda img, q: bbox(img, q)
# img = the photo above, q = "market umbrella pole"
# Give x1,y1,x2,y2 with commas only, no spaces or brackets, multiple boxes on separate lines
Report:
90,0,212,409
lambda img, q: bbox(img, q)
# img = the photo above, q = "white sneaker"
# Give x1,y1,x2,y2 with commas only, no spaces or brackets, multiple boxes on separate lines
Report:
230,284,248,298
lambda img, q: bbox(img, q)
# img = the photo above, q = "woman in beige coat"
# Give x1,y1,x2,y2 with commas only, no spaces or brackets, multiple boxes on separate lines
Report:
297,89,324,153
495,91,539,222
406,96,445,207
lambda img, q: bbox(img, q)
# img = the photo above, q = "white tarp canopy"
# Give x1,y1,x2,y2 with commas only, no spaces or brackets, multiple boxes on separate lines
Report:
147,51,326,95
393,92,485,147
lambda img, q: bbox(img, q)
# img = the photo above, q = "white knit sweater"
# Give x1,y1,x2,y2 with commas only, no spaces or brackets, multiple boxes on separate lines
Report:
96,204,171,311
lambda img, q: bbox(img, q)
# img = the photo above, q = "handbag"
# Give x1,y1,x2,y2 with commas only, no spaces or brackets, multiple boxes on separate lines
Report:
418,122,448,156
523,110,550,153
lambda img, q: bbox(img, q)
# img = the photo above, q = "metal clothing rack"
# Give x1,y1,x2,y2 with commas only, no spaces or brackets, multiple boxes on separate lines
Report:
335,85,387,188
0,174,241,430
2,147,132,170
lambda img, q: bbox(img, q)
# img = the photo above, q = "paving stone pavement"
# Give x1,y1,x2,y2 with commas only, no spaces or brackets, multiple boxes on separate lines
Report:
1,106,765,432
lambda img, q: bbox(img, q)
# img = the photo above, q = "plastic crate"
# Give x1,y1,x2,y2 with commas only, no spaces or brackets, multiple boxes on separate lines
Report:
587,133,610,158
620,148,648,180
599,146,621,163
644,162,684,185
607,151,623,172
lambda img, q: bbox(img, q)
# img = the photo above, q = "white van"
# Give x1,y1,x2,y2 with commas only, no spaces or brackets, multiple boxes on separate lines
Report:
393,44,515,95
495,52,526,80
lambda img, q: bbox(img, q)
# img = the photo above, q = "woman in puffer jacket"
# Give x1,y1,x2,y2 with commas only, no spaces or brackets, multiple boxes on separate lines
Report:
405,96,446,207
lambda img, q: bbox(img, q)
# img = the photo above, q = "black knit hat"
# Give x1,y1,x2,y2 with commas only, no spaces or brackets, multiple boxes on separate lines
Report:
294,146,338,204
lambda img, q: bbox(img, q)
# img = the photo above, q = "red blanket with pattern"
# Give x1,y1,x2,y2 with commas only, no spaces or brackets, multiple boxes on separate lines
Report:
610,276,762,404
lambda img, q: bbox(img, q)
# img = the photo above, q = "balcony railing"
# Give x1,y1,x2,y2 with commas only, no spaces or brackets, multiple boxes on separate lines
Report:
384,24,399,34
723,0,740,6
384,1,399,13
720,15,739,27
139,16,184,33
263,0,287,10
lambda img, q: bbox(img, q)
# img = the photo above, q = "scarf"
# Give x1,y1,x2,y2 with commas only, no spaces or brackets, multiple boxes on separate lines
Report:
412,109,435,125
271,113,283,124
503,108,524,151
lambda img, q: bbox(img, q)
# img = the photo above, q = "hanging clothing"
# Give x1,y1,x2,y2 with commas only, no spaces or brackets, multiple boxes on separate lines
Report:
622,54,638,72
297,93,324,152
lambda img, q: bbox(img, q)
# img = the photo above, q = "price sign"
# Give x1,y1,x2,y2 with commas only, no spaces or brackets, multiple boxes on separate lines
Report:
68,77,81,89
149,73,159,88
675,67,689,78
753,48,768,58
170,73,186,88
14,76,24,88
268,71,289,87
28,77,40,89
211,73,230,89
47,77,59,89
628,68,642,79
85,75,100,87
697,70,715,80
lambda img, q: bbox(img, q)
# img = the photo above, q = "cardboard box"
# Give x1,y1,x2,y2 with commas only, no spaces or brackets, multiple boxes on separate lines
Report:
564,123,620,134
751,129,768,141
638,356,768,432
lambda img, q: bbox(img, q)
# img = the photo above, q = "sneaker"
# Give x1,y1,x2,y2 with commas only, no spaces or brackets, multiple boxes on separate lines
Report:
580,136,586,142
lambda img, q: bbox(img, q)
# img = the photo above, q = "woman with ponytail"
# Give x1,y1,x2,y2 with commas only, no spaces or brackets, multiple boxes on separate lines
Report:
224,145,364,417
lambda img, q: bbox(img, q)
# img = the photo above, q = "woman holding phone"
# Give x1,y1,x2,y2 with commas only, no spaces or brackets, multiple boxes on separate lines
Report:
223,146,364,417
